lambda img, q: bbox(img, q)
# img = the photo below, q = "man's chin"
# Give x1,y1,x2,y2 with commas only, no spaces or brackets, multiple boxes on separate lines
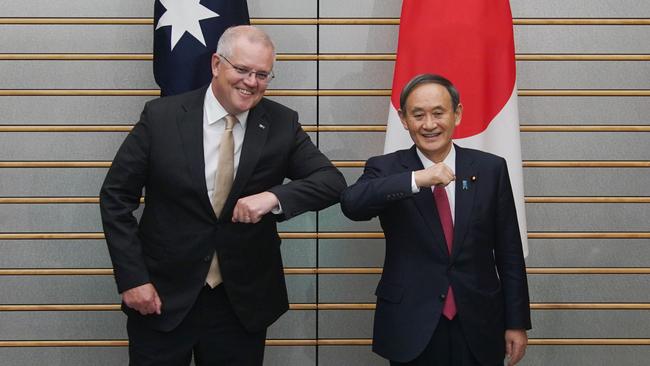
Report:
233,98,260,112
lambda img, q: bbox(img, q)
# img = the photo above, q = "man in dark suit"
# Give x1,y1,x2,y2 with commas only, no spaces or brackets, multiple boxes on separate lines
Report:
340,74,531,366
100,26,346,365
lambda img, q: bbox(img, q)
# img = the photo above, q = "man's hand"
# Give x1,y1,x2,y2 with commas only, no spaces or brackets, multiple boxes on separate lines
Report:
414,163,455,188
122,283,162,316
232,191,279,224
505,329,528,366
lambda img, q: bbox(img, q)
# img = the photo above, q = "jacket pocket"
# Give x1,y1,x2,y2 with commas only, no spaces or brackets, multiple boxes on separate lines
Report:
375,281,404,304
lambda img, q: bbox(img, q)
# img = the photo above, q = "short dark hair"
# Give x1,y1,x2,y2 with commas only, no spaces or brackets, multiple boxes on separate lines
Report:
399,74,461,112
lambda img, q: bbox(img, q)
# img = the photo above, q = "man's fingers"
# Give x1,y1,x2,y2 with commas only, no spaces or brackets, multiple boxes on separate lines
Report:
232,193,277,223
508,342,526,365
153,292,163,315
121,283,162,315
232,201,247,222
505,330,528,365
232,200,250,223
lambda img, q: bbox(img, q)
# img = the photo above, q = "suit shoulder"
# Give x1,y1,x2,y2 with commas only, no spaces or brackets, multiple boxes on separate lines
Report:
365,148,410,167
144,86,206,112
458,146,506,165
259,97,297,116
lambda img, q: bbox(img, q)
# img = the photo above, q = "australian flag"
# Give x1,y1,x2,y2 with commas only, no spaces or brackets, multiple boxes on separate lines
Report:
153,0,250,96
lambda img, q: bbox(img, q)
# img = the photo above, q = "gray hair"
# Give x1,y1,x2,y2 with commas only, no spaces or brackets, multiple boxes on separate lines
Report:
216,25,276,60
399,74,461,112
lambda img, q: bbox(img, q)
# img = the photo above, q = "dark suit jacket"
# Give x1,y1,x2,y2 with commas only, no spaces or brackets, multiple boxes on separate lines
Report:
100,86,345,332
340,145,531,364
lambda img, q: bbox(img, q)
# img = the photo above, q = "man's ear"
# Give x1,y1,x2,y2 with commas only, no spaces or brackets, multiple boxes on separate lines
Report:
454,103,463,127
211,53,221,78
398,109,408,130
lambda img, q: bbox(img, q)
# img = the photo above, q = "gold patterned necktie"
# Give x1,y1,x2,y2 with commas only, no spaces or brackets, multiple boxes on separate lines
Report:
206,114,238,288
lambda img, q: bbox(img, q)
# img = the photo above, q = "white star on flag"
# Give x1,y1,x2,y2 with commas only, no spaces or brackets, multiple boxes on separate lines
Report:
156,0,220,50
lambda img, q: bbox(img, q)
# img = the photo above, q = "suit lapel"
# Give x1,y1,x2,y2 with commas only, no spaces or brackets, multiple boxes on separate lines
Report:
451,144,477,259
176,86,217,219
220,102,270,217
400,146,450,258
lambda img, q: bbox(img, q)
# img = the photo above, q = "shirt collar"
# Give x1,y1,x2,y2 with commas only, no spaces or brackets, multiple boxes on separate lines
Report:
416,144,456,173
204,86,249,128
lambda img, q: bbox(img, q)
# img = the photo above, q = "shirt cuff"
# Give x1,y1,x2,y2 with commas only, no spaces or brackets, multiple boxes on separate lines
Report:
271,201,283,214
411,172,420,193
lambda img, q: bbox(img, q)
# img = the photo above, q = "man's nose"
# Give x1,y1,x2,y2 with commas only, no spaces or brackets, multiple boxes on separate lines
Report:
242,72,258,86
422,116,437,129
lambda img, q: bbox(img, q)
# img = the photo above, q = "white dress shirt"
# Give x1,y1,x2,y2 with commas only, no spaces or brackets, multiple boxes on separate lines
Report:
411,145,456,223
203,87,249,205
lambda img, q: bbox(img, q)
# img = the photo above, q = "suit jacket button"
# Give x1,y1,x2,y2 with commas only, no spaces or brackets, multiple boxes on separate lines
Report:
439,293,446,301
203,255,211,262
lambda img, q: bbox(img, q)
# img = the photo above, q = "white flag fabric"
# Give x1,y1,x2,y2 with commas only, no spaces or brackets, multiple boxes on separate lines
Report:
384,0,528,256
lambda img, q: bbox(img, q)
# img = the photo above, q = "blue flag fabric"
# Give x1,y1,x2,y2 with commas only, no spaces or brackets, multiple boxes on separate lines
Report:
153,0,249,96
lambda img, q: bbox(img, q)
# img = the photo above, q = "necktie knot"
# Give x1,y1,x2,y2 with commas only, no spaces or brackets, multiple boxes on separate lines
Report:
224,114,238,131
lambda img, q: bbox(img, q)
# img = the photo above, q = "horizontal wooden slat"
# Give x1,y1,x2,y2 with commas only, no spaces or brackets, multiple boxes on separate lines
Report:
0,340,129,347
330,161,650,168
524,197,650,203
527,232,650,239
0,340,318,347
1,268,649,276
3,53,650,61
0,125,135,132
516,54,650,61
519,90,650,96
514,19,650,26
2,303,648,311
0,161,112,168
1,339,649,347
526,268,650,274
317,303,650,311
0,304,320,311
0,53,317,61
0,18,155,25
2,18,650,26
528,339,650,346
1,232,649,240
3,196,647,204
523,161,650,168
530,303,650,310
2,125,649,133
0,90,161,97
0,90,392,97
317,339,650,346
0,233,106,240
1,89,649,97
520,125,650,132
0,304,121,311
0,53,153,61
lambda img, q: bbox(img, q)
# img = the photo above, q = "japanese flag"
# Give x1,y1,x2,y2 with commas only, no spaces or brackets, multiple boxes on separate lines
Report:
384,0,528,256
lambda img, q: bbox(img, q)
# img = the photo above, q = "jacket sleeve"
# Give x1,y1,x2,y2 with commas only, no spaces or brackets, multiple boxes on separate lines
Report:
99,103,152,293
340,156,414,221
267,113,347,221
493,158,532,330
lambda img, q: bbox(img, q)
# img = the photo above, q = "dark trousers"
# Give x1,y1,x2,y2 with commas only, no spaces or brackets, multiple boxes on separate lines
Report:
390,316,502,366
127,284,266,366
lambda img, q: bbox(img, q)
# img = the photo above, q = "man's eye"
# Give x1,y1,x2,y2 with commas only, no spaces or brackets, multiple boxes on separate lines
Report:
256,72,270,80
234,66,250,74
